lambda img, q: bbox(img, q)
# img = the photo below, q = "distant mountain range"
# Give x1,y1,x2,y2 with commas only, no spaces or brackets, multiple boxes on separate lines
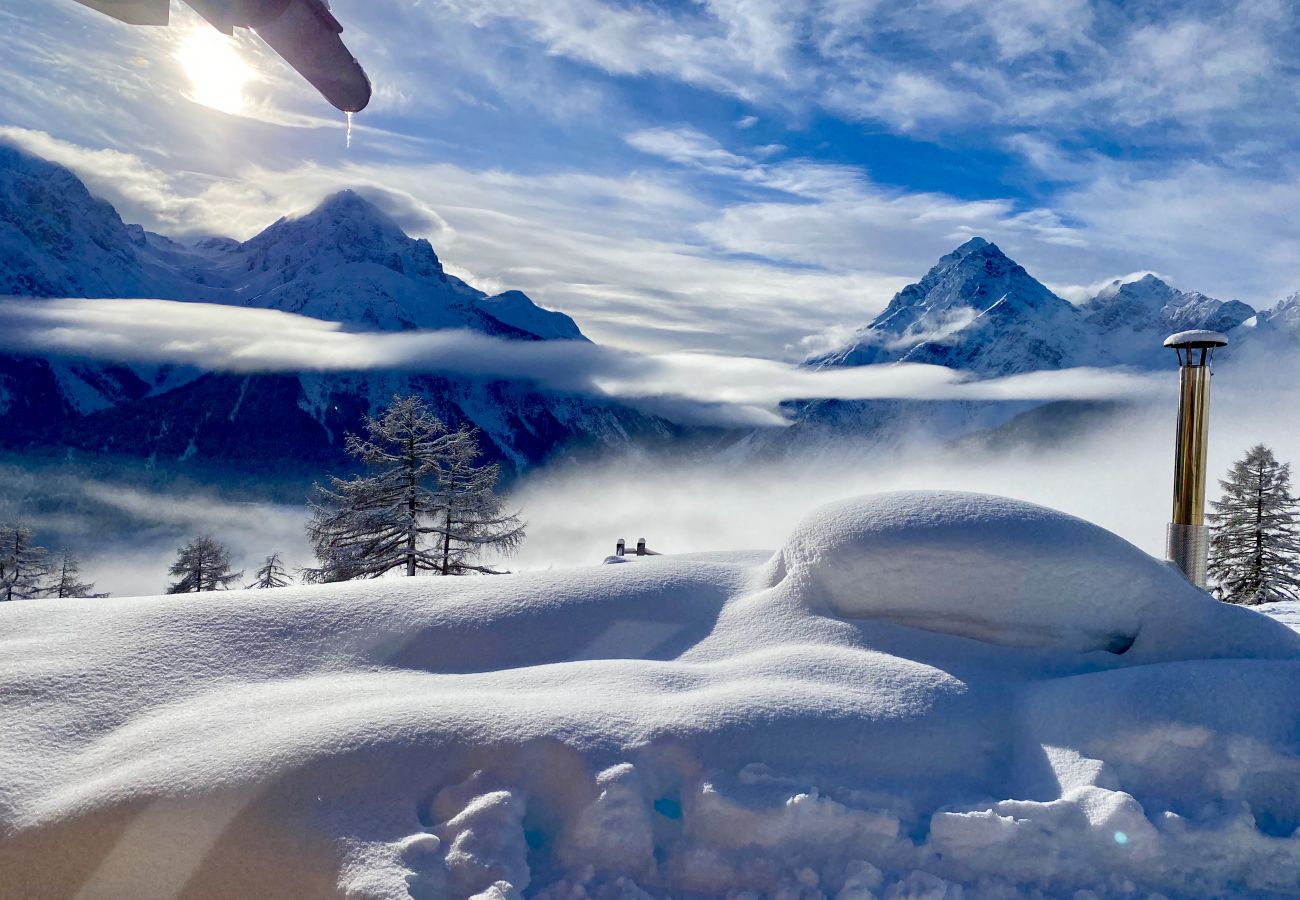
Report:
3,142,1297,480
762,236,1299,456
808,236,1291,375
0,143,671,481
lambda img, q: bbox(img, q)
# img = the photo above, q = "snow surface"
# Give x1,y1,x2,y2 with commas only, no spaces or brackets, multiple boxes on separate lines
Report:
2,491,1299,900
1162,330,1229,348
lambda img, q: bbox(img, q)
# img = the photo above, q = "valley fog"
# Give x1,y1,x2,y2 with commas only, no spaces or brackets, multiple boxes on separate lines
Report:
11,374,1293,598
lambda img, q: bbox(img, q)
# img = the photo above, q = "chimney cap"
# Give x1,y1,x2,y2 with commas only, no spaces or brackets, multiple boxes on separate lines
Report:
1163,330,1228,349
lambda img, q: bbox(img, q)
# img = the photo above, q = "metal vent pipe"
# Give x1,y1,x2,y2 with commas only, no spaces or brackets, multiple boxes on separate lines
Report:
1163,330,1228,587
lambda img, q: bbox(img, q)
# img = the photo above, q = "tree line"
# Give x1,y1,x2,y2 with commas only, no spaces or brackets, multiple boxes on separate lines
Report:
11,397,1296,606
163,395,524,593
0,525,103,601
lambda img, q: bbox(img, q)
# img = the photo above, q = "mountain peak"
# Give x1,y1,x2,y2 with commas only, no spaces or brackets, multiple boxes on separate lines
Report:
302,189,400,229
0,140,149,297
1090,273,1174,306
809,236,1081,374
954,235,992,253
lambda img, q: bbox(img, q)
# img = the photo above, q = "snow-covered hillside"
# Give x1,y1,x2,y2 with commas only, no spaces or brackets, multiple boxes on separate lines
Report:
809,238,1089,376
1081,274,1256,367
3,492,1297,899
810,238,1271,378
0,143,662,478
771,237,1299,459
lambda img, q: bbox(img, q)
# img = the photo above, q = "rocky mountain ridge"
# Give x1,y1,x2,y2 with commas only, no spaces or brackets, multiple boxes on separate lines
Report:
0,143,663,481
810,236,1282,376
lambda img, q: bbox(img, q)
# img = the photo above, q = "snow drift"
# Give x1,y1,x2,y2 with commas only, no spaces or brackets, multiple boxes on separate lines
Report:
1,491,1298,900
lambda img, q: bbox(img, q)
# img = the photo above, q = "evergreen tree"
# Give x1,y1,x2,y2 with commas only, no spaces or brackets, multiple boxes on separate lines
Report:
305,395,524,581
167,535,243,594
428,426,525,575
46,551,104,598
1207,444,1300,604
248,552,292,589
0,522,51,602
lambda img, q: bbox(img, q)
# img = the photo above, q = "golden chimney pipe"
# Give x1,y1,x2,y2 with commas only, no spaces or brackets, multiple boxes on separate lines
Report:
1163,329,1228,587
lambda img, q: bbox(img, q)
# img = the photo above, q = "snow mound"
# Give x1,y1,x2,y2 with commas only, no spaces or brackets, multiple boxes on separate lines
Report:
779,491,1237,654
2,492,1298,900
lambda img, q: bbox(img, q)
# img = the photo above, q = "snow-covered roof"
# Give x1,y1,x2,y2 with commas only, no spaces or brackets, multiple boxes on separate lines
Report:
1163,329,1229,348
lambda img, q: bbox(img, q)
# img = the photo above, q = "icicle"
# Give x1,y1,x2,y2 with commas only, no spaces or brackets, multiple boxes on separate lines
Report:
345,111,353,150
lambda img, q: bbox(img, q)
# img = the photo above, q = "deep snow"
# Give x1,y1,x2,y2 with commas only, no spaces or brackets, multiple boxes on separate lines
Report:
2,492,1298,900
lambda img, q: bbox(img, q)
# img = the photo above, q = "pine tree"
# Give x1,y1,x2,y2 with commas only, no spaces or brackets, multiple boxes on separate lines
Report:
0,522,51,602
305,395,524,581
167,535,243,594
1207,444,1300,604
46,551,104,598
248,552,292,589
428,426,525,575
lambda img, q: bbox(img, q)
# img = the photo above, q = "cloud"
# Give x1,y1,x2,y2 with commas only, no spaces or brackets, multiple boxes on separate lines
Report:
1046,272,1166,305
415,0,801,99
0,298,1166,429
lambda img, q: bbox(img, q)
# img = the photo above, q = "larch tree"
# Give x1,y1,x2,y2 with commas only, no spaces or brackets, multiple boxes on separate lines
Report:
47,551,103,598
427,426,525,576
0,522,51,602
167,535,243,594
1207,444,1300,604
305,395,524,581
248,552,292,589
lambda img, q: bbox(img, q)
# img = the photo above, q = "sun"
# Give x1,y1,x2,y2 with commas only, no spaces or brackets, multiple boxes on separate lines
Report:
175,28,253,115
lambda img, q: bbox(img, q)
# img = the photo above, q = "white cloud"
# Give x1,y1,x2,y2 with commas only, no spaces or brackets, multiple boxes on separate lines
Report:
0,298,1164,429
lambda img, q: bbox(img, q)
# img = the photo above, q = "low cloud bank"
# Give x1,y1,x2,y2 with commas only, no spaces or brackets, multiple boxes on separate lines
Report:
0,297,1165,426
4,363,1294,597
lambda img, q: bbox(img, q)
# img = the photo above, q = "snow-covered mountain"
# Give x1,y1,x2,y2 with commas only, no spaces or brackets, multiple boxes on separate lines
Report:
0,143,200,301
752,237,1289,459
1080,274,1255,366
810,237,1262,377
151,189,586,339
810,237,1089,376
0,143,663,480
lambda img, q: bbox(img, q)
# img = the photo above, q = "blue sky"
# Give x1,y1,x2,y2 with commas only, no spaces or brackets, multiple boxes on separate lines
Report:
2,0,1299,355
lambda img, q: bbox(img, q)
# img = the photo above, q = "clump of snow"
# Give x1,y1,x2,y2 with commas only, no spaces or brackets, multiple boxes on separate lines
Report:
777,491,1296,659
1,491,1297,899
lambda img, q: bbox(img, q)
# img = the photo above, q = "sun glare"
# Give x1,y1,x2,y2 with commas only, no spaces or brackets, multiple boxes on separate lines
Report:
175,28,253,115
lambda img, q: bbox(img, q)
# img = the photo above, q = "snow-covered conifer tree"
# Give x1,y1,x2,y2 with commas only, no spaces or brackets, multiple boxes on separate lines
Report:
47,551,103,598
0,522,51,602
1207,444,1300,604
305,395,524,581
428,426,525,575
248,552,292,589
167,535,243,594
306,396,454,581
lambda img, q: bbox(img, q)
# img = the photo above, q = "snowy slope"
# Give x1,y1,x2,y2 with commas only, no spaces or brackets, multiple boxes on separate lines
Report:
1081,274,1255,367
0,143,656,477
0,143,149,299
810,239,1259,379
2,492,1297,900
809,238,1089,377
1259,600,1300,635
195,190,584,340
772,240,1274,457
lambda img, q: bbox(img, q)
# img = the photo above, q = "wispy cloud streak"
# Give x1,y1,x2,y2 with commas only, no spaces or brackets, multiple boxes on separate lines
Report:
0,298,1164,426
